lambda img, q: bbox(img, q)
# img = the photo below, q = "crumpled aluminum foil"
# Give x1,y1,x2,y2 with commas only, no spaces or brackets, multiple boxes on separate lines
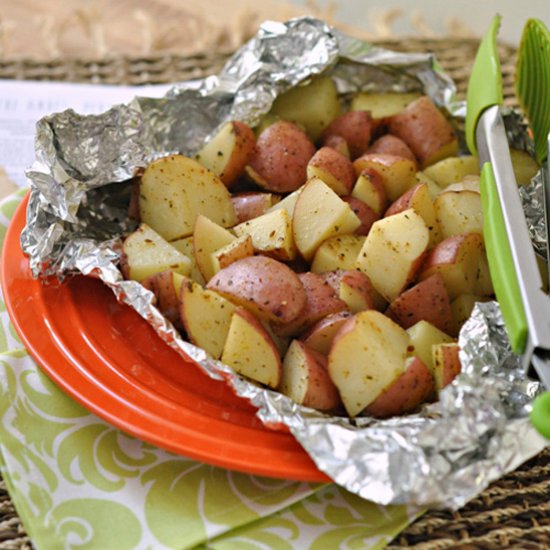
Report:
21,16,548,509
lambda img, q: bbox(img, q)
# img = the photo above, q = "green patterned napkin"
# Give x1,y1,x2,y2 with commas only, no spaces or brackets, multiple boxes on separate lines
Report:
0,190,420,550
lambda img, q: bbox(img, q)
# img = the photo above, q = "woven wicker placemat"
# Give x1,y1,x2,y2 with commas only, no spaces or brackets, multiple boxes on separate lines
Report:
1,37,549,549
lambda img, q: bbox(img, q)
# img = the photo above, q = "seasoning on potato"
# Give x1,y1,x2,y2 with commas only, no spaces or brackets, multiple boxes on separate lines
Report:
120,82,511,419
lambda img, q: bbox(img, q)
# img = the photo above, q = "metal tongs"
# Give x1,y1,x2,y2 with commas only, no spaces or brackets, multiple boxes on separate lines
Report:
465,15,550,438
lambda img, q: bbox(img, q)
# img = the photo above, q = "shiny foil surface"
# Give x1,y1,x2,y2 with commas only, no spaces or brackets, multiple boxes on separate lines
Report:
21,17,548,508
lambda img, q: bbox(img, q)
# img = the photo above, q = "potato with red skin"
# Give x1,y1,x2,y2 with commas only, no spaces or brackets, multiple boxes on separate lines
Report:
328,310,411,417
141,270,187,328
384,182,441,246
221,307,282,388
195,121,256,188
355,209,430,302
206,256,306,324
385,273,453,334
322,269,378,313
280,340,342,411
274,272,347,337
432,342,462,392
323,135,350,158
246,121,316,193
419,232,485,299
342,196,379,236
300,311,354,355
363,356,434,418
388,96,459,168
307,146,356,196
367,134,417,166
353,153,417,201
231,192,277,223
321,111,373,159
351,168,388,215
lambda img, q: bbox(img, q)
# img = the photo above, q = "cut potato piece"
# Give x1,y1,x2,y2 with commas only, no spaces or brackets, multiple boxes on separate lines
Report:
247,121,316,193
432,342,462,392
422,156,480,187
353,154,417,201
510,149,539,185
355,209,430,302
269,76,341,141
322,269,378,313
300,311,353,356
420,232,485,299
170,236,205,285
450,294,485,335
415,171,443,199
221,308,282,388
142,270,187,327
321,111,373,159
207,256,306,324
233,208,297,261
351,168,388,215
307,146,356,196
367,134,417,165
385,182,441,246
120,223,192,282
193,215,235,282
386,274,453,334
179,280,236,359
342,196,379,236
388,96,459,168
328,310,410,417
310,234,366,273
406,320,454,376
194,121,256,188
211,235,254,274
231,192,278,224
266,187,303,217
363,356,434,418
350,91,421,119
138,154,236,241
280,340,341,411
434,189,483,239
292,177,361,261
274,272,347,337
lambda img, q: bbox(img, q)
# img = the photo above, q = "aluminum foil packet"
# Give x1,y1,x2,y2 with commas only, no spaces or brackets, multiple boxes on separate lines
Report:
21,17,548,509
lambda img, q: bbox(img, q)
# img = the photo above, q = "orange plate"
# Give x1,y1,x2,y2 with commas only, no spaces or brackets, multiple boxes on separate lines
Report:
1,193,330,482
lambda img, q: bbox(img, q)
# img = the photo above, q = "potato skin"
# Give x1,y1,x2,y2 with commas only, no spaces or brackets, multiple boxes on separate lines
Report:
231,192,275,223
307,146,356,195
342,196,379,236
388,96,458,168
247,121,316,193
385,273,453,335
321,110,373,159
363,356,434,418
206,255,306,324
367,134,417,166
274,272,347,337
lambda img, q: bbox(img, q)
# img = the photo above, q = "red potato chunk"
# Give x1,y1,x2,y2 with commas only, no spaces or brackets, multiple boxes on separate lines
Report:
274,272,348,337
246,121,316,193
280,340,342,411
231,192,277,224
307,146,356,196
367,134,417,166
300,311,354,356
385,273,453,334
342,196,379,236
321,110,373,159
206,256,306,324
363,356,434,418
388,96,459,168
